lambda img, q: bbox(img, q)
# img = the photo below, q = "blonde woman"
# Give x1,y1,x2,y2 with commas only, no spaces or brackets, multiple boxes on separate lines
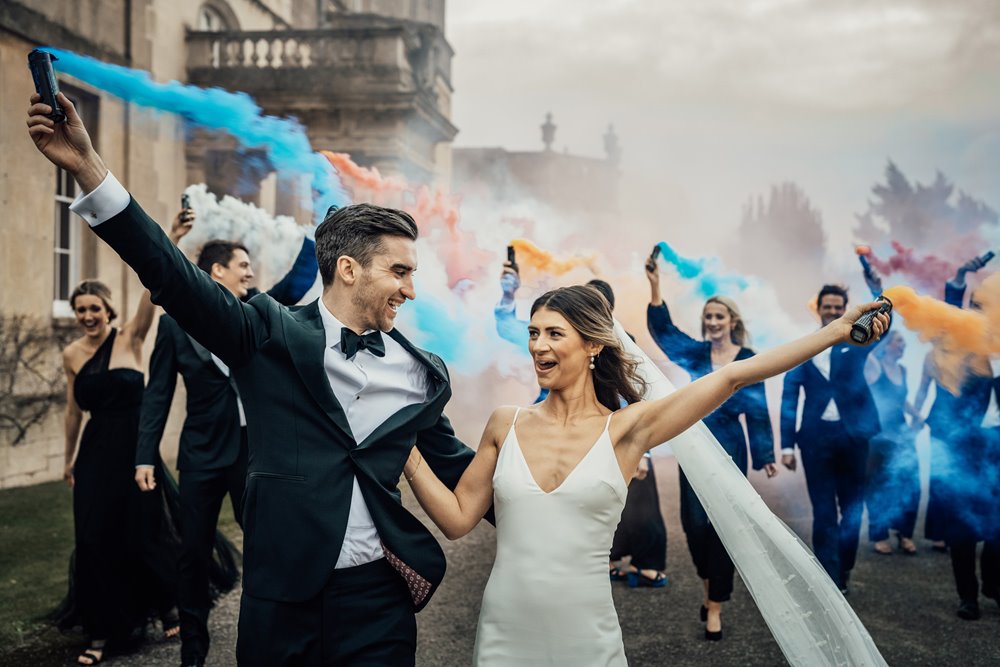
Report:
645,263,778,641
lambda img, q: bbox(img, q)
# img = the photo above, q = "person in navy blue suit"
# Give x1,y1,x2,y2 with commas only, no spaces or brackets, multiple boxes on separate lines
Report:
780,284,886,593
914,254,1000,619
645,261,777,640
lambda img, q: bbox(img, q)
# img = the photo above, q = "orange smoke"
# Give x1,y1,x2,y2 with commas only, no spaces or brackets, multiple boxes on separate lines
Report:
321,151,492,287
882,285,992,394
510,239,596,278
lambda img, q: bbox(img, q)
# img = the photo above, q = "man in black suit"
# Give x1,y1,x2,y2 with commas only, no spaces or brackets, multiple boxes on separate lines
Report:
29,93,486,666
135,237,256,667
780,284,885,592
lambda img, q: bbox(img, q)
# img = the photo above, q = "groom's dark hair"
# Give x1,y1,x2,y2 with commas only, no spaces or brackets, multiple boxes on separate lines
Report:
315,203,419,286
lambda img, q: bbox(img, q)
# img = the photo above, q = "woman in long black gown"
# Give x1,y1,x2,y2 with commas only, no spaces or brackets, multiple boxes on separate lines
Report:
57,262,239,664
57,279,180,665
644,261,778,641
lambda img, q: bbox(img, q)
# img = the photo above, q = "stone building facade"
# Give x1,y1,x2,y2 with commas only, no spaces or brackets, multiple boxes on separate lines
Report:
0,0,456,487
452,113,621,253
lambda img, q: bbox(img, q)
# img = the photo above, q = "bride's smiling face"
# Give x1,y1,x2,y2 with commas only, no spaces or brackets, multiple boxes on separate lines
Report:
527,307,598,389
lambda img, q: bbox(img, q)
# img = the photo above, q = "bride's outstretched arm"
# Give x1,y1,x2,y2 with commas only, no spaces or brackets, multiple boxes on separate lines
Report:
614,302,889,462
404,406,512,540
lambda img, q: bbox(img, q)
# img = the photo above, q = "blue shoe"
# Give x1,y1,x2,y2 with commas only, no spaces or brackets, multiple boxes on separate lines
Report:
609,567,629,582
627,570,669,588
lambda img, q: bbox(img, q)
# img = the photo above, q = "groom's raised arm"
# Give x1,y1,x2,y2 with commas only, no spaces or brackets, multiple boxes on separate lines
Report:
27,93,264,366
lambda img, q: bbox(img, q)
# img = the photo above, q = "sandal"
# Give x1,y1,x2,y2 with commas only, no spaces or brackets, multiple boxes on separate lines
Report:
873,540,893,555
161,608,181,639
898,537,917,555
77,646,104,665
627,570,669,588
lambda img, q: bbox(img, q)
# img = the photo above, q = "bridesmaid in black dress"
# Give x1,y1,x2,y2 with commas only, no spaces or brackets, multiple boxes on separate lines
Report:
58,278,181,665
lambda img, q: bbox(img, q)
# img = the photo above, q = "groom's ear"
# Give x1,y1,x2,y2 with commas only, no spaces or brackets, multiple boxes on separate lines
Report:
336,255,358,285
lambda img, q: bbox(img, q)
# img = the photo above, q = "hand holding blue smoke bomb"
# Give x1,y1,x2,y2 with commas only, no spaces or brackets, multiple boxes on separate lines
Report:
28,49,65,123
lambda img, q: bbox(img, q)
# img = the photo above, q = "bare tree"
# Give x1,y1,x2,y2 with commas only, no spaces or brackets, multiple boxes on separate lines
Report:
0,315,66,445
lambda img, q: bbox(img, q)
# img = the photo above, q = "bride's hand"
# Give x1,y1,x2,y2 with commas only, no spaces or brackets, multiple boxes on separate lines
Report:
837,300,890,345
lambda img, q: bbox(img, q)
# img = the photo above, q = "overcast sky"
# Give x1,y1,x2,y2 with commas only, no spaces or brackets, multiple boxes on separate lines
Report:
446,0,1000,256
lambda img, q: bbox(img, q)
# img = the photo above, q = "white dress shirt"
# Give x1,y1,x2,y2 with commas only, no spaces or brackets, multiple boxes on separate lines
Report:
319,300,429,568
72,172,431,568
811,347,842,421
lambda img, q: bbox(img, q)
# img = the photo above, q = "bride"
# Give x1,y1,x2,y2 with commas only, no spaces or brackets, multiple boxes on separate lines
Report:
403,284,888,666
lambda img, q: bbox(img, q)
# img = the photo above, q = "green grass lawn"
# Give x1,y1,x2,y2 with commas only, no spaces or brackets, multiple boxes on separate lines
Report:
0,479,76,649
0,474,242,652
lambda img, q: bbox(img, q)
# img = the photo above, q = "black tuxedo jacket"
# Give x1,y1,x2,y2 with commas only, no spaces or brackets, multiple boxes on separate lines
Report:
96,199,478,610
136,314,243,472
780,340,883,449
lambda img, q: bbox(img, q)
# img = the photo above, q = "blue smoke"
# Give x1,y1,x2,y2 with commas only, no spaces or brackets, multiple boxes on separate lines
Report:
654,241,749,298
42,47,347,221
40,47,514,373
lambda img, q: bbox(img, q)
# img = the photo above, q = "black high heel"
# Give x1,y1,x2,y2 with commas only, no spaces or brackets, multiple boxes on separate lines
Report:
704,628,723,641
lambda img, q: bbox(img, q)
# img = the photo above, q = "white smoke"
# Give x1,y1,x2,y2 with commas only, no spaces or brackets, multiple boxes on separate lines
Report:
178,184,308,291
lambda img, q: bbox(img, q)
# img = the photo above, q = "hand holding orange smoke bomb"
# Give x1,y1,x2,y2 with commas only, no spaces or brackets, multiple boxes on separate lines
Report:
508,239,597,279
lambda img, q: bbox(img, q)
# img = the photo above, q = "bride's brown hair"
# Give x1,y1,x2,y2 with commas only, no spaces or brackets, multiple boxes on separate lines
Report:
530,285,647,411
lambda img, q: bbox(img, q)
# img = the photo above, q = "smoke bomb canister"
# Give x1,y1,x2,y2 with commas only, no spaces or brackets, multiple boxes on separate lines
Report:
28,49,66,123
850,296,892,344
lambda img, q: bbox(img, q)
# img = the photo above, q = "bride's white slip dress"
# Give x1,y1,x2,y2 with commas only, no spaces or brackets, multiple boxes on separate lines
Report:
472,409,629,667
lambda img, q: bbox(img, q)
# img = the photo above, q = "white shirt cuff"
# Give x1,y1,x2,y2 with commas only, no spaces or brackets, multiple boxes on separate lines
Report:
70,171,130,226
135,464,155,469
781,448,795,456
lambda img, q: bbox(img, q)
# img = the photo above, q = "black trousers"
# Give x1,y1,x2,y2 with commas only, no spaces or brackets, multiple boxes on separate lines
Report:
800,423,868,589
679,469,734,602
610,459,667,571
178,430,248,662
949,540,1000,603
236,558,416,666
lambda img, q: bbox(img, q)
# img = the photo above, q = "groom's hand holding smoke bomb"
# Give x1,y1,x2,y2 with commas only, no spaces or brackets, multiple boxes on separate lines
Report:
27,91,107,192
28,50,66,123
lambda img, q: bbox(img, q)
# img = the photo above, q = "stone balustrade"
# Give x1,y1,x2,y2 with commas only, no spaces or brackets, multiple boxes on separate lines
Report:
186,25,452,87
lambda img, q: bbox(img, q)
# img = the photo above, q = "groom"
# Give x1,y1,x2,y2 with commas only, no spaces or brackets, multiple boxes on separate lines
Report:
28,92,485,666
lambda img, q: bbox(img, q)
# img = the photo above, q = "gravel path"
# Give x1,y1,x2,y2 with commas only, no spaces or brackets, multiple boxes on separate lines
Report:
9,454,1000,666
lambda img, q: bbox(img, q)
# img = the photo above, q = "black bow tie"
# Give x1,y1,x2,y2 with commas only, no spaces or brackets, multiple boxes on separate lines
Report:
340,328,386,360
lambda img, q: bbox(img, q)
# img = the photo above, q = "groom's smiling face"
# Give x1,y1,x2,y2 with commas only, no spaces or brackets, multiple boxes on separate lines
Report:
350,235,418,333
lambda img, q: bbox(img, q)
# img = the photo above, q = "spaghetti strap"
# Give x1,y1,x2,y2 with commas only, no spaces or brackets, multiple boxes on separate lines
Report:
511,407,522,426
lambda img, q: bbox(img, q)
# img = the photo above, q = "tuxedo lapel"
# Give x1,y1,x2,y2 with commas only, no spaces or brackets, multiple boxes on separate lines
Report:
287,300,355,442
186,333,225,375
386,328,448,384
354,328,450,450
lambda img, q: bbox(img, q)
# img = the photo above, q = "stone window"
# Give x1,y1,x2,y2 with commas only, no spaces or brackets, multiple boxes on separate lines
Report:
52,164,79,315
52,88,98,319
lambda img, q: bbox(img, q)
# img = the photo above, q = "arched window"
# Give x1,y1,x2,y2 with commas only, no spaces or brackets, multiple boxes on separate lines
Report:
198,5,228,31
